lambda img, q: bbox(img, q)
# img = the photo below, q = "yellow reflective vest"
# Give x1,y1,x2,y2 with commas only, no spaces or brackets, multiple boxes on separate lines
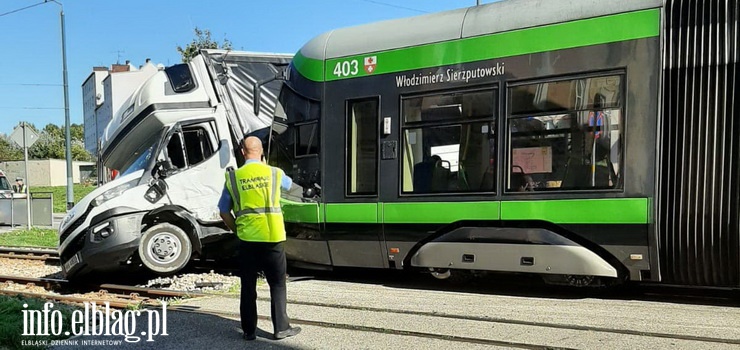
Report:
225,162,286,242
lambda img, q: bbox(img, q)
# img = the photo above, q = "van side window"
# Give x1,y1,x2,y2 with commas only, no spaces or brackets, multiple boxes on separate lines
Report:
165,122,217,170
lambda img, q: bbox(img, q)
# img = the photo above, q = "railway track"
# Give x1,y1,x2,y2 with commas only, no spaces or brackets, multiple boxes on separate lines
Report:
172,297,740,350
0,246,60,263
167,292,740,349
0,274,203,309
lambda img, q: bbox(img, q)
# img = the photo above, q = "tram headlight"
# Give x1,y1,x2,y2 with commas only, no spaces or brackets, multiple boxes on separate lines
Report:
92,180,137,207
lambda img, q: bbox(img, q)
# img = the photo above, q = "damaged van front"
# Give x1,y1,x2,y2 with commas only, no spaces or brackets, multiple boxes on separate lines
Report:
58,51,290,279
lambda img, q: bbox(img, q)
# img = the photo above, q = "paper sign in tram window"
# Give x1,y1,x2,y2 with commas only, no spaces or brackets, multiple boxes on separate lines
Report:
512,147,552,174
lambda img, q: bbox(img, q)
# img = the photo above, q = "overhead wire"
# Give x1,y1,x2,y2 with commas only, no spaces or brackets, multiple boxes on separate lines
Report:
357,0,428,14
0,1,47,18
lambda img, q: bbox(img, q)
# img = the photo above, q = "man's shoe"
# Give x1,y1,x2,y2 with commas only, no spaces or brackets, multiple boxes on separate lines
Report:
243,333,256,341
274,326,301,340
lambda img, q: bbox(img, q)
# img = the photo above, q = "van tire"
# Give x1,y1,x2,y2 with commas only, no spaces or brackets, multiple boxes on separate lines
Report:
138,223,192,275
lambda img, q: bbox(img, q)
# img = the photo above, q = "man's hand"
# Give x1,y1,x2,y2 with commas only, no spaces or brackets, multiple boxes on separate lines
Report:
220,212,237,233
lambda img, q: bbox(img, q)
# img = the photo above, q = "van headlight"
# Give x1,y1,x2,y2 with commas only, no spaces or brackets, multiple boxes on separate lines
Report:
92,180,137,207
60,208,76,230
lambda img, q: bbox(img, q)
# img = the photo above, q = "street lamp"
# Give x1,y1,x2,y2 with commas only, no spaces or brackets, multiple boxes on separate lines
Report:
45,0,74,210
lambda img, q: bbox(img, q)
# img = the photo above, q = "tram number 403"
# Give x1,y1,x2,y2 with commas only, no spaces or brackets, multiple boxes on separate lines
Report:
333,60,359,78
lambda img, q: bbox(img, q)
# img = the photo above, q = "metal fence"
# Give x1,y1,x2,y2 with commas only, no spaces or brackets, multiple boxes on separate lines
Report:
0,192,54,227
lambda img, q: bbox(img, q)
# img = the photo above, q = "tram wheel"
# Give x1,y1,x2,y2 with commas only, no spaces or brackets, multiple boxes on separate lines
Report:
565,274,596,287
138,223,192,275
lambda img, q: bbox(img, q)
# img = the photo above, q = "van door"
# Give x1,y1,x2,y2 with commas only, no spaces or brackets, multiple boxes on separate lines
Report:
157,119,225,222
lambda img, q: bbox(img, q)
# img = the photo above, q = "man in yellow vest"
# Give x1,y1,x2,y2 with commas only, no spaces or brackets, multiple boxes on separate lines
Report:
13,178,26,194
218,136,301,341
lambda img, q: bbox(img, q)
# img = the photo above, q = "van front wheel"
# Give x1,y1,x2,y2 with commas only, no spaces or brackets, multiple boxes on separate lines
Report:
138,223,192,275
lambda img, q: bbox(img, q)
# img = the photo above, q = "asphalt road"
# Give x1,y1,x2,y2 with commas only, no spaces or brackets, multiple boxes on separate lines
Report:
52,271,740,349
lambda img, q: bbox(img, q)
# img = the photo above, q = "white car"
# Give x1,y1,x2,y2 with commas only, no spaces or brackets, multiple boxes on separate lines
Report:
0,171,12,199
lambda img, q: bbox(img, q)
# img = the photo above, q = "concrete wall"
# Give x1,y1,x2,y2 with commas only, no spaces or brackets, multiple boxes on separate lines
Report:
0,160,95,187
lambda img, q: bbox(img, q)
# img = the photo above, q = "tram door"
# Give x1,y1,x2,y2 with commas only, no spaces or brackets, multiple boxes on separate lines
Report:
323,97,386,268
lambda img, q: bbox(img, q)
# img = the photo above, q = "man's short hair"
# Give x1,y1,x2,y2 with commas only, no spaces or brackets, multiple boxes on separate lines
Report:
15,177,23,181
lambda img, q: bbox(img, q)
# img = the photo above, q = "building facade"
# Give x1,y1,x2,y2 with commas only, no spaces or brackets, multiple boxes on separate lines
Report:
82,67,109,155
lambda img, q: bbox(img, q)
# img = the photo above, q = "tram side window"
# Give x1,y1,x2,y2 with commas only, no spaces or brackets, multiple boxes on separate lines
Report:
347,98,378,195
401,89,496,194
507,74,623,192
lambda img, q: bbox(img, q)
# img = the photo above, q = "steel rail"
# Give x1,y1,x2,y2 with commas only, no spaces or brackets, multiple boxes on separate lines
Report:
168,306,572,350
0,275,203,308
264,297,740,346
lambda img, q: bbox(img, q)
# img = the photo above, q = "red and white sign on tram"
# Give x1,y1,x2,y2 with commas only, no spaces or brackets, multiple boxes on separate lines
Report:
364,56,377,74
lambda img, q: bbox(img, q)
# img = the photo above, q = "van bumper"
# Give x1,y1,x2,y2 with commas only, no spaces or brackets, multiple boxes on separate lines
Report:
60,212,145,278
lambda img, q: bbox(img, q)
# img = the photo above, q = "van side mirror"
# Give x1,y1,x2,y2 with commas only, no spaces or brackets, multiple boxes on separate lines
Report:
145,179,168,204
253,82,262,116
153,160,173,179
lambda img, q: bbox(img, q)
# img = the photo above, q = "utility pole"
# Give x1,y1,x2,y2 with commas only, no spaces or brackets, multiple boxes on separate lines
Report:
61,4,73,210
47,0,74,210
22,123,31,229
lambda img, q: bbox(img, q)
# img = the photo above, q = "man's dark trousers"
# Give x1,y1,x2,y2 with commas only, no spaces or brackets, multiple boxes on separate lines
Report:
238,240,290,336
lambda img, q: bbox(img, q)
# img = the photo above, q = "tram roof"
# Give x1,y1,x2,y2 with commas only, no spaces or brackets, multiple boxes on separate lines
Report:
299,0,664,61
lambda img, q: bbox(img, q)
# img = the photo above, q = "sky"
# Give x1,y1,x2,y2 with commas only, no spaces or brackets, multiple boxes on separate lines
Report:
0,0,496,137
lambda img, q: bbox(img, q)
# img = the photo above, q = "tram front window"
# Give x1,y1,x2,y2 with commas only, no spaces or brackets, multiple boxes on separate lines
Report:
270,84,321,198
507,74,623,192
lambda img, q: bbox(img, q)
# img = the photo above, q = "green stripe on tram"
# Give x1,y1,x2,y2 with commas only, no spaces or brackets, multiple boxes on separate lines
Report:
281,199,323,223
292,51,325,83
325,203,379,223
283,198,648,225
383,202,500,224
501,198,649,224
293,9,660,82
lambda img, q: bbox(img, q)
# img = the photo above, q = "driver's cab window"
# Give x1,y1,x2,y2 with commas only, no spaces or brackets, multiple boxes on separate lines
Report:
163,121,218,171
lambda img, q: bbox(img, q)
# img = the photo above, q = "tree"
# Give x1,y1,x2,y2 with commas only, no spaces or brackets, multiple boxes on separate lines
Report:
176,27,233,63
0,135,23,161
26,122,92,162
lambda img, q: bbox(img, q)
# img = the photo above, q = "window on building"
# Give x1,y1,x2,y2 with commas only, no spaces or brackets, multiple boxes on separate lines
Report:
507,74,623,192
347,98,378,195
401,89,496,194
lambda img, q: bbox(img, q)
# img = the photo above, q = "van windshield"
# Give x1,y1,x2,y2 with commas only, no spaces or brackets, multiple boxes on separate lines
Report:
119,131,162,177
121,146,155,177
0,177,10,191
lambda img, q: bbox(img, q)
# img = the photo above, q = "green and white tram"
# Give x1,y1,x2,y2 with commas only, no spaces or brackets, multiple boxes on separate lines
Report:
265,0,739,287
